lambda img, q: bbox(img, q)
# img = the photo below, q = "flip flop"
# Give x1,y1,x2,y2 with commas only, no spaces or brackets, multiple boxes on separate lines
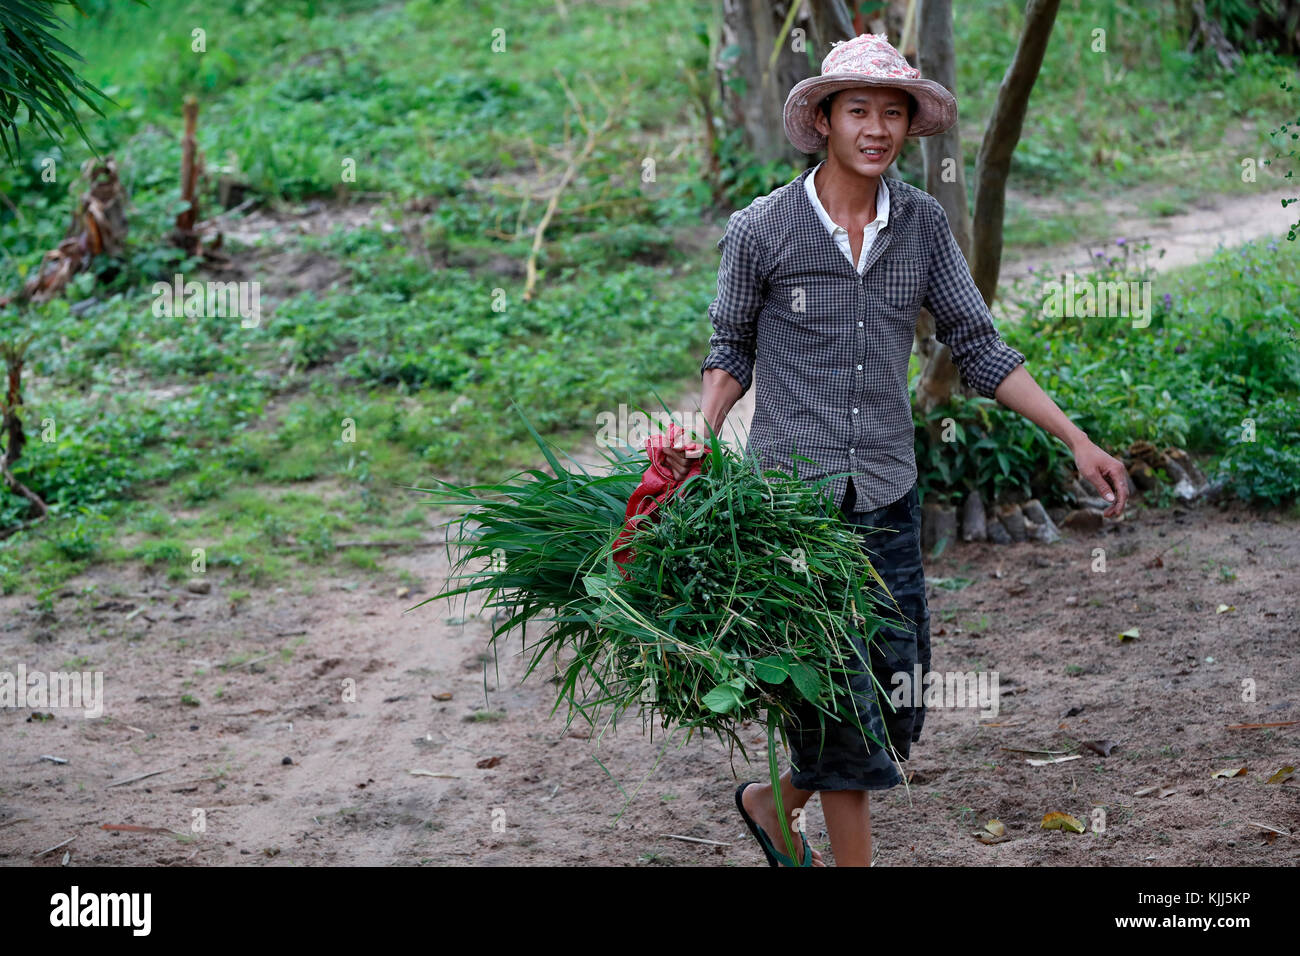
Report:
734,781,813,867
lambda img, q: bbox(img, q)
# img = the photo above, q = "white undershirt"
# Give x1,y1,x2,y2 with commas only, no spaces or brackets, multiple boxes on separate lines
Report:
804,161,890,274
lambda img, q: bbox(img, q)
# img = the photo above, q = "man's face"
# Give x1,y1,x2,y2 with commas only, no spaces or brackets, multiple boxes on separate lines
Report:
814,87,910,176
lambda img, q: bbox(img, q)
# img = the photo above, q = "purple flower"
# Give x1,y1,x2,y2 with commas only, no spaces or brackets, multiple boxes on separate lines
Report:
1116,237,1127,246
1163,293,1172,308
1095,251,1105,258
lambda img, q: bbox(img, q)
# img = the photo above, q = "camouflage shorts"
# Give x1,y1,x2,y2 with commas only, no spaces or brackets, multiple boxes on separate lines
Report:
783,478,931,791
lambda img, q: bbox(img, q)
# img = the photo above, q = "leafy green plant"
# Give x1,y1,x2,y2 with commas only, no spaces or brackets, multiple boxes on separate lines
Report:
914,395,1073,507
1212,396,1300,507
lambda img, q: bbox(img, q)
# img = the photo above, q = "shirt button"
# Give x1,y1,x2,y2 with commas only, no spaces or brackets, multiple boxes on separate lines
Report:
849,448,855,455
857,321,863,327
852,408,859,414
857,364,863,370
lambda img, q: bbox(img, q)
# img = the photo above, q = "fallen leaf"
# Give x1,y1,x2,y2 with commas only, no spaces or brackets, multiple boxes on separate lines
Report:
1211,766,1248,779
1117,628,1140,642
1134,784,1177,798
1040,812,1085,833
985,819,1006,837
1227,720,1299,730
476,755,505,769
1081,739,1116,757
1027,754,1083,767
975,831,1011,844
432,692,453,701
1145,555,1164,569
1215,604,1235,614
1265,766,1295,785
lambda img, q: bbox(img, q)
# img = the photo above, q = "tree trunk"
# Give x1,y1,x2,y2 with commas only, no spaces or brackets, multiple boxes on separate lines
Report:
969,0,1062,304
913,0,1060,411
172,95,203,256
914,0,969,413
719,0,857,167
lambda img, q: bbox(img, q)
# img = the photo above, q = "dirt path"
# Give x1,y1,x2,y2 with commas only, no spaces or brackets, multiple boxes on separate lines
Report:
999,186,1296,282
3,493,1296,866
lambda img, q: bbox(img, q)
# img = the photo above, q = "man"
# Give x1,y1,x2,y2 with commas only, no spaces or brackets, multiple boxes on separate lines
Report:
662,33,1129,867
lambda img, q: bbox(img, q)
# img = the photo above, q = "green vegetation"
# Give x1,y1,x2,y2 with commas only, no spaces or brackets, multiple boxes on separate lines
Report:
916,237,1300,508
0,0,1297,596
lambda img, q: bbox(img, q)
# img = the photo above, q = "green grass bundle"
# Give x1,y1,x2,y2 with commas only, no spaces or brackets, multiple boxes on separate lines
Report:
415,407,903,848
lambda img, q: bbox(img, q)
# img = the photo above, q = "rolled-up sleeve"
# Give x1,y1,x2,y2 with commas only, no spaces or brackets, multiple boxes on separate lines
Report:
921,199,1025,399
699,207,766,394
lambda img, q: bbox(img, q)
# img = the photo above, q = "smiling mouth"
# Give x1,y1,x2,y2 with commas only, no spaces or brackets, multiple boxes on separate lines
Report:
860,147,888,158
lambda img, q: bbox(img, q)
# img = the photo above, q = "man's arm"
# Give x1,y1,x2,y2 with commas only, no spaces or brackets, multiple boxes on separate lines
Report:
665,208,766,479
993,365,1128,516
698,207,764,397
921,200,1027,399
699,367,746,440
922,199,1128,517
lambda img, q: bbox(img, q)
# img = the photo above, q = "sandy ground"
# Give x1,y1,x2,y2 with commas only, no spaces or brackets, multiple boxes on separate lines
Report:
999,187,1297,282
3,491,1296,867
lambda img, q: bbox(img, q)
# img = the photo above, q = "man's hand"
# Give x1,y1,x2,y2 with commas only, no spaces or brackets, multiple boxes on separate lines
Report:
1074,440,1128,518
661,433,706,482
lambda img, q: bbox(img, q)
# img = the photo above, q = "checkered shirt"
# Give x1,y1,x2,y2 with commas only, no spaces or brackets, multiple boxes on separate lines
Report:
699,167,1026,512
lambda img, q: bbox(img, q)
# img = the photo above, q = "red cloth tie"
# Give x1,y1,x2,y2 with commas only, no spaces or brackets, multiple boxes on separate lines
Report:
611,423,709,578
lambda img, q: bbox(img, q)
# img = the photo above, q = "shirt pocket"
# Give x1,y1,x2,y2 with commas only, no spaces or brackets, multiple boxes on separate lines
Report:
875,257,927,314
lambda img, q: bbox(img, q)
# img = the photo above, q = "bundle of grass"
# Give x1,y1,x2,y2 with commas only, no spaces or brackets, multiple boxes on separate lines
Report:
415,407,903,857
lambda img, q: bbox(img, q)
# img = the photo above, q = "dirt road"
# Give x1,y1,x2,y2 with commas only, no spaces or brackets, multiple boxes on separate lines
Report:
4,494,1296,866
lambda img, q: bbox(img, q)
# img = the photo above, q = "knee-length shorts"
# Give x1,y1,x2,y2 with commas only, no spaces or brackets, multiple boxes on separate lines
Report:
783,479,931,791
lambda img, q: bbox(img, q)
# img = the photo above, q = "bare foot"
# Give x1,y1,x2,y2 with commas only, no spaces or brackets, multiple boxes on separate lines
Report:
742,782,826,867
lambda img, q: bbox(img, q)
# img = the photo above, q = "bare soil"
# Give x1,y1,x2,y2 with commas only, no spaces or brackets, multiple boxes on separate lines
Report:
999,186,1297,285
3,495,1296,867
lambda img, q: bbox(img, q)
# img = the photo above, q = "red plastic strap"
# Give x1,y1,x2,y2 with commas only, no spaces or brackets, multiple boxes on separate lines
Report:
611,423,709,578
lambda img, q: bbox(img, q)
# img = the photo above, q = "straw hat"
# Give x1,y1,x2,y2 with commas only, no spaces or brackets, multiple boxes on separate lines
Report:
783,33,958,153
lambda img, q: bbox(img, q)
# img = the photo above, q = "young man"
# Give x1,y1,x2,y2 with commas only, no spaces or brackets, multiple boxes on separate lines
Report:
662,33,1130,867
